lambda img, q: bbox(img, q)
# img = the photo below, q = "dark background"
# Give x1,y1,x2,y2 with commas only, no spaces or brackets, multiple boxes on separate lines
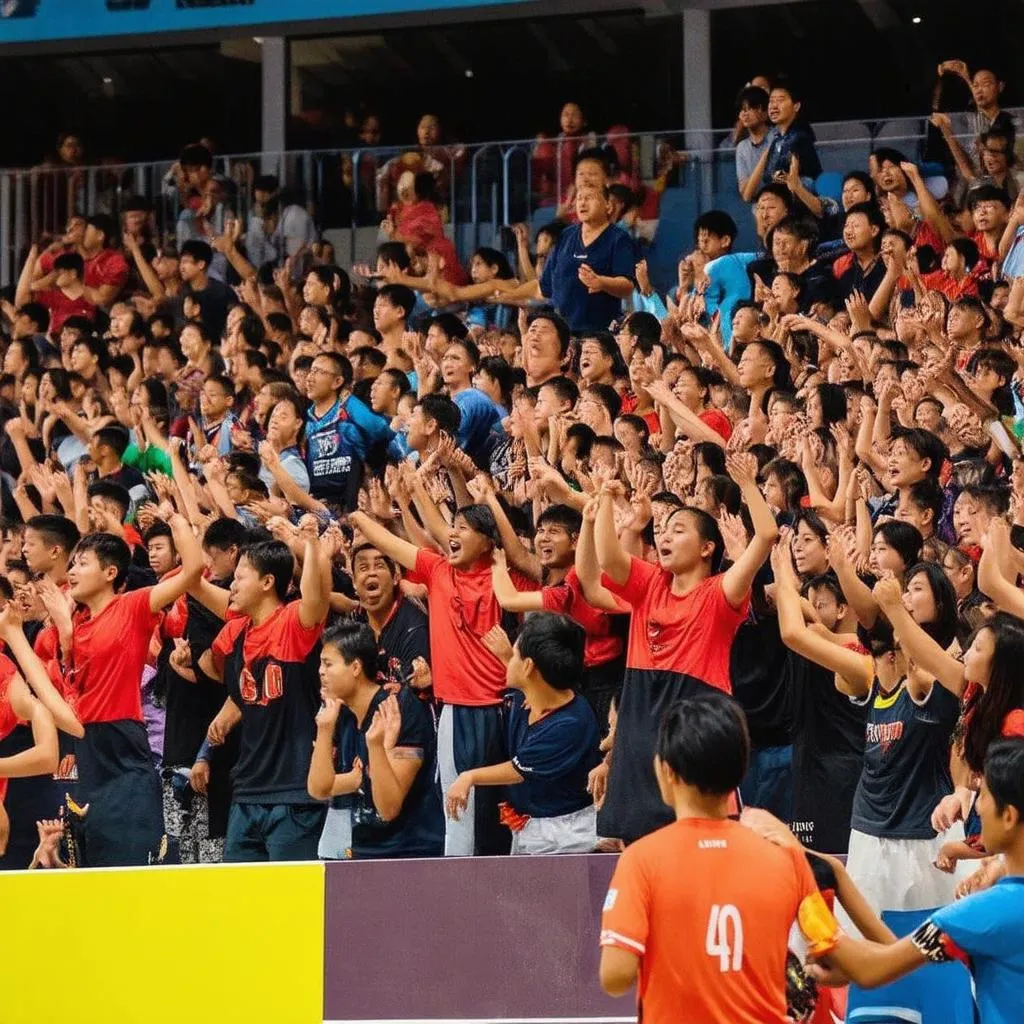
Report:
0,0,1021,167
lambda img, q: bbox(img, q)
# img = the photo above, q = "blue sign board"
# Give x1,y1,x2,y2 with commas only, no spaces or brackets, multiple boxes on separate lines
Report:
0,0,528,45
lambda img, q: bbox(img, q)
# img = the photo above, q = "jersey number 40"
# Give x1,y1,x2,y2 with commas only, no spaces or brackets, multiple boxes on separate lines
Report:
705,904,744,973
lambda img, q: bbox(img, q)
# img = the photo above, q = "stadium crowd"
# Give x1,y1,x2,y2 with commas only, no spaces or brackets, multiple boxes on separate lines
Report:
1,54,1024,1020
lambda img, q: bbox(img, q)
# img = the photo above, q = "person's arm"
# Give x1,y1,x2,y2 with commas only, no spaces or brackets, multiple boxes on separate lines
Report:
576,498,632,611
298,534,329,629
901,163,958,244
445,759,525,820
644,381,726,447
14,244,40,308
0,675,59,779
593,484,632,586
0,614,83,738
491,277,545,302
822,934,928,989
258,442,327,514
977,519,1024,617
740,142,773,203
149,514,204,613
476,479,542,579
773,545,873,695
873,578,966,696
513,224,536,282
206,696,242,742
123,235,166,299
307,700,363,801
579,264,634,300
930,112,978,181
721,453,779,610
189,577,231,622
868,261,902,324
365,696,422,822
785,155,824,219
490,549,544,613
81,280,120,309
814,852,897,945
999,192,1024,259
347,511,420,571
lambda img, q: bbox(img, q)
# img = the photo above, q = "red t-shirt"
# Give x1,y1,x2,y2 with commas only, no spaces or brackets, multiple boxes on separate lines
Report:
541,567,627,668
602,560,748,693
700,408,733,442
40,246,129,292
413,548,534,706
0,654,17,805
36,288,96,335
67,588,159,724
210,600,323,676
919,270,980,302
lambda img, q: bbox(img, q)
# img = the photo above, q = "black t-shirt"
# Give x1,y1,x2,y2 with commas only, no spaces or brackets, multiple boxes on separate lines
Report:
180,278,231,340
730,606,792,749
851,678,959,839
333,686,444,859
375,597,430,690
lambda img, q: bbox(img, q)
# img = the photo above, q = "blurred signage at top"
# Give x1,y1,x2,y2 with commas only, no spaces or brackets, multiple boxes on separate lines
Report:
0,0,527,45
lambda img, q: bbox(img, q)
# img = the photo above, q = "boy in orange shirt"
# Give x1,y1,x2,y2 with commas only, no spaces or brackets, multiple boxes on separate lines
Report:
599,691,837,1023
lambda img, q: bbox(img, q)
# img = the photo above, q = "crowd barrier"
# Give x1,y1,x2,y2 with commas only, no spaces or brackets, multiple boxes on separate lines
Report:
0,853,631,1024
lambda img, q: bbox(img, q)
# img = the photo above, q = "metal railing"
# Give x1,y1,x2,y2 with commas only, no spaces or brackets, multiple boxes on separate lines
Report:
0,109,1005,290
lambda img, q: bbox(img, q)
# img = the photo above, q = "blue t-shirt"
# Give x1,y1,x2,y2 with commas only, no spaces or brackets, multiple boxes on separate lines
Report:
920,876,1024,1024
539,222,636,333
504,688,601,818
452,387,503,464
704,252,756,350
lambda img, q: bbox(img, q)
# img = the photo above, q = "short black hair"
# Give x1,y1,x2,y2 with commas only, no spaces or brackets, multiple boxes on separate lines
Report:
539,374,579,407
536,503,583,535
376,241,410,271
527,311,571,356
17,301,50,333
665,505,725,571
455,504,499,546
695,210,738,245
515,612,585,688
203,517,249,552
312,351,353,389
180,239,214,268
86,213,117,247
180,143,213,169
430,312,469,343
350,345,387,371
984,738,1024,819
241,540,294,601
351,543,398,577
738,85,769,111
656,691,750,796
324,620,381,680
418,392,461,436
26,514,80,554
967,183,1011,210
376,283,416,319
87,479,131,521
891,428,948,478
143,521,175,547
904,477,944,526
93,425,130,458
54,251,85,277
75,532,132,590
874,519,923,570
584,382,622,421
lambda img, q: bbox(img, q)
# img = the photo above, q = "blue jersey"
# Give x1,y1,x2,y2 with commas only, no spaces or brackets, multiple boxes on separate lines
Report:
452,387,503,465
304,394,392,510
504,688,601,818
914,876,1024,1024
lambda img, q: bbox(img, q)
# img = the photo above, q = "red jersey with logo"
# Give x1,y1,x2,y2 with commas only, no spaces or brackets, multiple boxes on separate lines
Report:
541,567,626,667
67,588,159,724
413,549,536,706
602,559,748,693
40,246,129,292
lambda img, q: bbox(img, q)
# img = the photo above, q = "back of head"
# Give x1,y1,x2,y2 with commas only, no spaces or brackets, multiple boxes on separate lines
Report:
515,612,585,687
656,692,750,795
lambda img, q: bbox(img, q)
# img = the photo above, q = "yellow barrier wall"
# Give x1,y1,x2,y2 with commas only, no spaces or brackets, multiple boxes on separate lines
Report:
0,862,325,1024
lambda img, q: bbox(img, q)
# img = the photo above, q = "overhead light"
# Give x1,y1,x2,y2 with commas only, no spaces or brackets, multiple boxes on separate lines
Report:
253,36,264,44
465,68,474,78
102,76,112,84
911,16,922,23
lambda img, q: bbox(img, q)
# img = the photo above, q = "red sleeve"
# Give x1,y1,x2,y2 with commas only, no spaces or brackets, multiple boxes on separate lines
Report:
600,844,650,958
92,251,129,288
601,556,661,608
541,583,573,612
510,569,541,593
1002,709,1024,738
211,617,248,677
160,593,189,641
0,654,18,737
275,601,324,661
124,587,160,635
413,547,445,586
39,250,56,275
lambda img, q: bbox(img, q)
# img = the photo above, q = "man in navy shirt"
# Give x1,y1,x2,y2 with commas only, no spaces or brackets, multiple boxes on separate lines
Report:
496,185,636,333
812,738,1024,1024
445,612,601,855
308,622,443,860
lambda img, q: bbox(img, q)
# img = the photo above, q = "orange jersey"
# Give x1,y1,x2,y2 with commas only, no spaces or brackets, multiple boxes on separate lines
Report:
601,817,819,1024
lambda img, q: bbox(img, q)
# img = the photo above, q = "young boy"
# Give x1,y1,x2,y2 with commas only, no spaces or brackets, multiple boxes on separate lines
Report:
815,738,1024,1023
308,621,442,860
446,613,601,855
197,535,329,862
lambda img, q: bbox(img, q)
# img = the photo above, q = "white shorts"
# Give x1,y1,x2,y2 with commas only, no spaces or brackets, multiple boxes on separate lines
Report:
841,827,960,935
318,805,352,860
509,804,597,856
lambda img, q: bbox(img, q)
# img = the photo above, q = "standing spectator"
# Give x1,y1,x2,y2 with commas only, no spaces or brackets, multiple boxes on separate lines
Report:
735,86,772,199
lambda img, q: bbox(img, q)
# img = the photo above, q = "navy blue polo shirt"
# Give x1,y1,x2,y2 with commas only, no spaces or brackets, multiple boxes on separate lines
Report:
504,688,601,818
540,222,636,333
